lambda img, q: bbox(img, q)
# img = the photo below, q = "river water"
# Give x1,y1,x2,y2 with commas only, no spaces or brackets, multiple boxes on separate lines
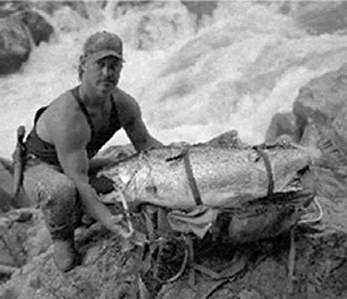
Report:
1,0,347,158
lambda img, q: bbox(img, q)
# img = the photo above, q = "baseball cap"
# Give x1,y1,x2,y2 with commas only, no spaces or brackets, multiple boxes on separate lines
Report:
83,31,125,62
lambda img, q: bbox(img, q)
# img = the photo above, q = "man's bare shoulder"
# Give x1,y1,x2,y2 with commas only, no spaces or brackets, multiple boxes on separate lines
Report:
113,88,140,114
112,88,141,120
113,88,139,107
41,88,90,147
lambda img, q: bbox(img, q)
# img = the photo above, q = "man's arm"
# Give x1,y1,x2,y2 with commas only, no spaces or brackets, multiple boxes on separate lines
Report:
117,92,163,151
47,107,128,237
125,117,163,152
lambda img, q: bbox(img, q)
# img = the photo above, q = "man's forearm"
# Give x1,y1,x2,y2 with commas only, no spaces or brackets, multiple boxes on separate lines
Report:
75,181,114,228
89,157,117,175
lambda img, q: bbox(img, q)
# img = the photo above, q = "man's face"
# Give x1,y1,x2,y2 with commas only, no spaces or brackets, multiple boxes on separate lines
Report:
82,55,123,95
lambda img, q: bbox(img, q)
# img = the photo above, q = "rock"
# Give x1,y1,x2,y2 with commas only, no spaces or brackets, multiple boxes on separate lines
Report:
0,208,48,271
0,16,31,75
0,222,151,299
0,158,23,212
181,1,218,25
0,5,54,74
293,63,347,141
206,129,247,148
10,9,54,46
0,1,30,18
0,158,30,210
0,188,11,214
265,112,299,143
293,1,347,35
331,102,347,152
292,64,347,182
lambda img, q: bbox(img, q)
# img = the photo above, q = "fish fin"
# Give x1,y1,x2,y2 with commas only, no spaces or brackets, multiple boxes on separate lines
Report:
301,117,347,174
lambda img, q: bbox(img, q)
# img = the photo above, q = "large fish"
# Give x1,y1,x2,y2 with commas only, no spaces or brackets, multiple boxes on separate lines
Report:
97,142,320,212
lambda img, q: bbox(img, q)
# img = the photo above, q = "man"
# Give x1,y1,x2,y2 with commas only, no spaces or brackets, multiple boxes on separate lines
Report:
22,31,163,272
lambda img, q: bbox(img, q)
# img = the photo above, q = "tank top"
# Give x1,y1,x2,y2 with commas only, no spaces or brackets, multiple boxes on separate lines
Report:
24,86,122,166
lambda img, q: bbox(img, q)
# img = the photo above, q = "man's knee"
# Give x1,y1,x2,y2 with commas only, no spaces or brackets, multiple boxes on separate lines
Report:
23,167,77,209
40,177,79,229
41,177,76,208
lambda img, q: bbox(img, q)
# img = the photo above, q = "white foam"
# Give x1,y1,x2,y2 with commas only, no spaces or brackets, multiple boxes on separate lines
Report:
1,1,347,158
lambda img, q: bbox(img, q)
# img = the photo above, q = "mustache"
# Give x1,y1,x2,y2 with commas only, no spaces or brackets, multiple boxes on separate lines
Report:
102,78,116,84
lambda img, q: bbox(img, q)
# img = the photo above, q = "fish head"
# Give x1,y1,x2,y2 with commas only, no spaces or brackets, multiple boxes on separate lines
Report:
96,153,151,199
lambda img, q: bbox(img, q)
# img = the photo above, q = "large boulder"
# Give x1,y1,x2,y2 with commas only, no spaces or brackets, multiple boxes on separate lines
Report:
0,7,54,74
10,9,54,46
0,16,31,75
293,63,347,141
293,1,347,35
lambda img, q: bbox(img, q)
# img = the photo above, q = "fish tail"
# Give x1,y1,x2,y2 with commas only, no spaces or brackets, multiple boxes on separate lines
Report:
300,109,347,172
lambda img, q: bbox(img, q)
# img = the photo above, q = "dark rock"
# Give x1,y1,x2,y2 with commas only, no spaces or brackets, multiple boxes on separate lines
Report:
0,6,54,73
265,112,299,144
0,158,30,211
206,130,247,148
292,65,347,191
0,1,29,18
294,1,347,35
0,158,14,213
293,63,347,141
0,158,24,212
0,208,47,274
0,17,31,75
0,221,152,299
10,9,54,46
331,102,347,151
181,1,218,20
0,8,16,19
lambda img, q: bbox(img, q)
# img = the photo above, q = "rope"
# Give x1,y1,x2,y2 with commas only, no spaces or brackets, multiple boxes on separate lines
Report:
298,196,323,225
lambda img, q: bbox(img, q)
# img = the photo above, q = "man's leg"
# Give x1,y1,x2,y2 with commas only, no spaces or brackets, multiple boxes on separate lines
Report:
23,163,81,272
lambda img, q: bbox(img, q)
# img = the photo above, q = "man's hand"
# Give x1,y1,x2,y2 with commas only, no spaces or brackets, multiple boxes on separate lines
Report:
104,215,134,239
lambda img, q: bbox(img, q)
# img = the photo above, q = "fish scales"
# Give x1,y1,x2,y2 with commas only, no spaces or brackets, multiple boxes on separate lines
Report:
98,143,319,210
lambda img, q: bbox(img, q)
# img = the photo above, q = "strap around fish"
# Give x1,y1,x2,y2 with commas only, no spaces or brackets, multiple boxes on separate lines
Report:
181,147,203,206
253,146,274,197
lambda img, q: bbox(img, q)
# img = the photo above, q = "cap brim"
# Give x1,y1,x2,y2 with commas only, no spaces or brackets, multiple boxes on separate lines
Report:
88,50,125,62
